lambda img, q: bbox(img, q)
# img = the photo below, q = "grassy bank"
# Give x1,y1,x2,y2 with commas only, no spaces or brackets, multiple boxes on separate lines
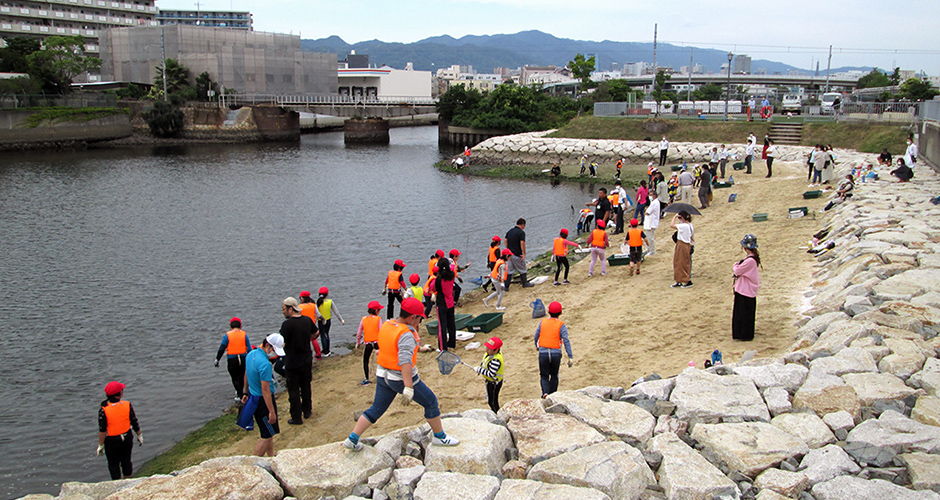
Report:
435,161,648,187
548,116,911,153
136,408,244,476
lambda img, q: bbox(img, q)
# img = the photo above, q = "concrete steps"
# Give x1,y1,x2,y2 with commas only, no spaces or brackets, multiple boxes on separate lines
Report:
770,122,802,145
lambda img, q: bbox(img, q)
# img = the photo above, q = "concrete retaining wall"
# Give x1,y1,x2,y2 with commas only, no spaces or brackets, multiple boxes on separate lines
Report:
919,120,940,171
0,110,132,150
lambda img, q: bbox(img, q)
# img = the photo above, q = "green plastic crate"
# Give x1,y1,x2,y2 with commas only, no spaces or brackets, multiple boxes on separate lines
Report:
788,206,808,218
713,181,733,188
732,162,746,170
803,190,822,199
425,313,474,336
465,312,504,333
670,165,683,171
752,213,769,222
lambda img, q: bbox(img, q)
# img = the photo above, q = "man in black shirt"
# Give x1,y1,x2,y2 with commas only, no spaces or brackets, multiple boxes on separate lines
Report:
587,188,611,228
280,296,317,425
505,218,534,290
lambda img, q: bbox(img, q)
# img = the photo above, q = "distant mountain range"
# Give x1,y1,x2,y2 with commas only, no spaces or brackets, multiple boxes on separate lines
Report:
301,30,870,77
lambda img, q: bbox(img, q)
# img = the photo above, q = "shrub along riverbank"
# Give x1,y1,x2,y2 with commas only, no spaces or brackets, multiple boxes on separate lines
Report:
434,161,648,187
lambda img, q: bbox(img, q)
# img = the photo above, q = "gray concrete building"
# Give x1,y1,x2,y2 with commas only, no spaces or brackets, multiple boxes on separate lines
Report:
156,9,251,30
98,25,336,95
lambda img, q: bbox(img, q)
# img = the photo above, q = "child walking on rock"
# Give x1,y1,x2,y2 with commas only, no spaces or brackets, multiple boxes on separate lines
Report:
534,301,574,397
474,337,504,413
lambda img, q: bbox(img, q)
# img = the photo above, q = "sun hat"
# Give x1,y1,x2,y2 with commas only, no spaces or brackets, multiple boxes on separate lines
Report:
492,236,501,242
484,337,503,350
501,248,512,256
409,273,420,284
548,301,562,314
400,297,427,318
283,297,301,312
367,300,384,310
230,317,241,324
265,333,286,357
596,220,606,229
394,259,405,267
449,249,461,257
630,218,639,226
741,234,758,249
104,381,125,396
560,228,569,236
299,290,311,298
319,286,328,295
435,249,445,257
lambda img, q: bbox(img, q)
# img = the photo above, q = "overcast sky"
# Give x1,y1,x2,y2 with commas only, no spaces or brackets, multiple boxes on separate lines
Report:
160,0,940,73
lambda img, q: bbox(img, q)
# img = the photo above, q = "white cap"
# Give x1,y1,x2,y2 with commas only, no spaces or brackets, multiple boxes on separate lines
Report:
265,333,286,356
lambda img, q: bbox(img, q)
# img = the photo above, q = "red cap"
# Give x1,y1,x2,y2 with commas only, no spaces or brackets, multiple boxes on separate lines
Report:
630,218,639,226
394,259,405,267
484,337,503,350
319,286,329,295
597,220,606,229
435,249,445,257
492,236,501,242
560,228,569,236
449,249,461,257
400,297,427,318
409,273,420,284
299,290,311,298
501,248,512,256
104,381,125,396
367,300,384,310
548,301,563,314
230,317,241,324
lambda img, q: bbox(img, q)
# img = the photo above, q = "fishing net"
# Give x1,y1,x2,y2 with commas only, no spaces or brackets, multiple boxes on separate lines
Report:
437,350,463,375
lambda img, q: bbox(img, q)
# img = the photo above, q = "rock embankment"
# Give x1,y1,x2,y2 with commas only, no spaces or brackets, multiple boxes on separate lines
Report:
21,156,940,500
470,131,810,165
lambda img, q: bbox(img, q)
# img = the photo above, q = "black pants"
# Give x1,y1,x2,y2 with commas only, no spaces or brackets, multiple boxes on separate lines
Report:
485,380,503,413
285,363,312,421
745,155,753,173
318,318,332,354
538,350,561,396
659,149,667,166
614,206,625,234
387,291,402,319
554,256,569,282
732,292,756,341
104,433,134,480
453,282,462,304
437,305,456,351
424,297,434,317
362,342,377,380
766,158,774,177
226,354,247,398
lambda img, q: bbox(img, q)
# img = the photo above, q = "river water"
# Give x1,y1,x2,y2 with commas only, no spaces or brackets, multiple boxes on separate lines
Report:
0,126,607,498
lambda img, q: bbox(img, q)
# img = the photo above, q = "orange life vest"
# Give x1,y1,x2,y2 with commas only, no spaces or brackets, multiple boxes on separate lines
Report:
627,228,644,248
103,400,132,437
362,315,382,343
376,321,419,371
428,257,439,277
609,192,620,206
538,317,564,349
491,259,506,281
616,159,623,168
387,270,402,291
299,302,318,322
225,328,248,355
488,246,499,263
591,229,606,247
553,237,569,257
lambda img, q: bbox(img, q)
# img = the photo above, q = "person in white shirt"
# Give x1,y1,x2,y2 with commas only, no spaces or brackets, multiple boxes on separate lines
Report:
610,181,629,235
765,139,777,178
659,137,670,166
718,144,729,178
747,97,756,121
677,167,695,204
745,133,756,174
905,137,918,167
644,191,661,256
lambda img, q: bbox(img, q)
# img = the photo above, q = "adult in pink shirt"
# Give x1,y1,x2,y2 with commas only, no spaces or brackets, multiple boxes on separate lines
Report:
732,234,761,341
633,180,649,224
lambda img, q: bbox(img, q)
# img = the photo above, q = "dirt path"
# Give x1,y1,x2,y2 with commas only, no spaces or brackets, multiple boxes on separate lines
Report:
209,159,824,458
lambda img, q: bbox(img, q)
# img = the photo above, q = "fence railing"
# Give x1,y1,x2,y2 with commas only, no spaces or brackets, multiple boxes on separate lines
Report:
219,94,437,107
920,101,940,123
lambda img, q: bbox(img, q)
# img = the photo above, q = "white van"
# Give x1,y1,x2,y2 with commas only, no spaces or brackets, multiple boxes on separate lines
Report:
782,94,803,114
821,92,842,114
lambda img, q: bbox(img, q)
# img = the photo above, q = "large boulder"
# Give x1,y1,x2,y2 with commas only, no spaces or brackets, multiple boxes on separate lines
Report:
58,478,149,500
527,441,655,500
498,399,546,421
424,417,513,475
763,386,792,417
545,391,655,445
508,413,606,465
910,358,940,396
913,395,940,427
812,475,940,500
647,432,739,500
413,471,500,500
104,465,281,500
689,422,809,478
841,372,918,407
803,321,872,357
271,442,394,500
808,347,878,377
844,411,940,467
733,362,809,393
771,412,836,449
622,378,675,402
871,269,940,302
792,374,860,419
493,479,611,500
669,368,770,423
902,452,940,493
879,338,929,379
798,444,861,486
754,468,810,497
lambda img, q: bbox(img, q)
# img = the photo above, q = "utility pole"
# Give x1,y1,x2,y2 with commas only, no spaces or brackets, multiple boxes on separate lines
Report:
160,26,167,101
724,53,733,121
652,23,657,93
687,47,693,101
825,45,832,92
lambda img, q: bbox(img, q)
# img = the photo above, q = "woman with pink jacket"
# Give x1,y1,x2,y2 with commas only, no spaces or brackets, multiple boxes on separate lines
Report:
732,234,761,341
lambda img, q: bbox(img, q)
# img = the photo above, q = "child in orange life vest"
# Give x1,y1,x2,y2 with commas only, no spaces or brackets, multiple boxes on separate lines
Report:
483,248,512,310
383,259,407,320
534,302,574,397
298,291,323,359
474,336,505,413
97,381,143,480
587,220,609,277
552,228,581,286
356,300,385,386
215,317,252,399
317,287,345,357
625,218,649,275
482,236,501,292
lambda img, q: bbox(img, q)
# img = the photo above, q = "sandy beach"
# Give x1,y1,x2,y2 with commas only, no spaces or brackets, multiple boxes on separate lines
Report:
201,158,828,459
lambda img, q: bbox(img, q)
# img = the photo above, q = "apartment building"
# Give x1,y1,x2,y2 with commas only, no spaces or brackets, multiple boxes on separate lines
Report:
156,9,251,30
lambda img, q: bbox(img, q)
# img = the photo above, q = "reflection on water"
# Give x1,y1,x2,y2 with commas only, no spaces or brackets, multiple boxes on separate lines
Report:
0,126,600,497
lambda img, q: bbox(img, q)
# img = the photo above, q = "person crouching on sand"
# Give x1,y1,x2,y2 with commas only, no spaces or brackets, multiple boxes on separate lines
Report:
343,298,460,451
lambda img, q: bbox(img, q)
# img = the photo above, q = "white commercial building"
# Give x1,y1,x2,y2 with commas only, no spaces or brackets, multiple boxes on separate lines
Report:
338,65,432,101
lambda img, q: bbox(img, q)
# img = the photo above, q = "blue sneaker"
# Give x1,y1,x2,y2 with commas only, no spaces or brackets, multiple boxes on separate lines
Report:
360,379,371,386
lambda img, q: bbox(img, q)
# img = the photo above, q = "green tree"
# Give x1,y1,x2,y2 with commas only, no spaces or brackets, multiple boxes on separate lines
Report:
889,67,901,86
436,83,483,122
568,53,596,90
441,82,578,134
0,75,40,96
897,77,939,101
145,100,184,137
26,35,101,94
650,69,671,116
195,71,219,102
114,83,148,100
691,82,724,101
0,37,41,73
593,79,641,102
154,58,191,96
857,69,892,89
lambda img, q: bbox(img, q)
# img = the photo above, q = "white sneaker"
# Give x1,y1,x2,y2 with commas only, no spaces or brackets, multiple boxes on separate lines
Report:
342,437,363,451
482,298,489,307
495,306,506,310
431,435,460,446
